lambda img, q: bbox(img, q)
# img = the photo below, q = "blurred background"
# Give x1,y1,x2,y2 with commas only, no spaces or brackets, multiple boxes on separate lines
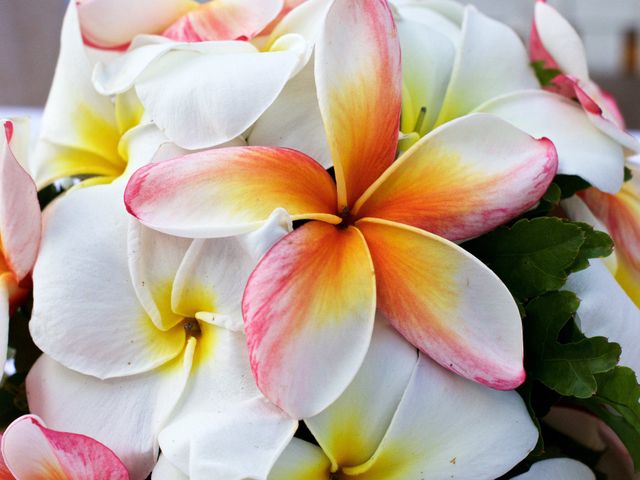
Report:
1,0,639,126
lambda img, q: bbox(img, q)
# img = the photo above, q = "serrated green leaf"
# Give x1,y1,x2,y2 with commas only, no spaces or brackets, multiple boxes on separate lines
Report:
568,223,614,273
463,218,585,300
524,292,621,398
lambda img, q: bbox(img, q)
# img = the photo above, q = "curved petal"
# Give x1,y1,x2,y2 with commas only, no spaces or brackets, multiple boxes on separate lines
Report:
393,0,465,27
171,209,291,332
306,319,418,469
477,90,625,194
512,459,595,480
243,221,376,418
355,114,557,242
315,0,401,208
434,6,538,127
0,277,10,376
78,0,196,49
2,415,129,480
33,2,124,188
248,61,332,169
268,438,331,480
395,3,461,45
163,0,282,42
352,355,537,479
152,455,188,480
0,120,40,282
356,218,525,390
125,146,339,238
30,184,184,379
27,353,192,480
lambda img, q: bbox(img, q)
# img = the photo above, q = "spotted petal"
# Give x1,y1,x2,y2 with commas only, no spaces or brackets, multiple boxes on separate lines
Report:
356,218,525,390
243,221,376,418
125,146,339,238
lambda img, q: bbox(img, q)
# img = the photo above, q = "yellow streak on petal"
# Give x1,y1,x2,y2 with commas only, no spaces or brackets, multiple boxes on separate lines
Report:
172,282,217,320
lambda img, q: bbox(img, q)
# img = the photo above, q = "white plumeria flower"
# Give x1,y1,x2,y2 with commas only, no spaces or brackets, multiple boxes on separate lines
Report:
91,0,334,151
27,182,296,480
512,458,595,480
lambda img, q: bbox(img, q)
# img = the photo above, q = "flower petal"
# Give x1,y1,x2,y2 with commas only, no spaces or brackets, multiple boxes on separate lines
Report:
0,278,10,379
77,0,195,49
125,146,339,238
315,0,401,208
152,455,188,480
477,90,625,194
434,6,538,127
354,114,557,241
33,2,125,188
27,352,191,480
163,0,282,42
0,120,40,282
2,415,129,480
171,209,291,331
356,218,525,390
268,438,331,480
512,459,595,480
243,221,376,418
305,319,417,469
354,355,537,479
30,184,185,378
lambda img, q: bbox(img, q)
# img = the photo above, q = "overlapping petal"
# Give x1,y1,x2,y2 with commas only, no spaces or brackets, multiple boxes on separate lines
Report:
356,218,525,390
315,0,401,208
125,146,339,238
512,459,595,480
243,221,376,418
268,439,331,480
1,415,129,480
354,114,557,241
30,184,185,379
152,455,188,480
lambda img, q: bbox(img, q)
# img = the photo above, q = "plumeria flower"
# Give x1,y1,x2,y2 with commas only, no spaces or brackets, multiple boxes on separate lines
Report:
91,0,333,150
512,458,595,480
125,0,558,418
28,183,296,479
266,321,538,480
0,120,40,368
393,0,639,193
530,0,640,155
0,415,129,480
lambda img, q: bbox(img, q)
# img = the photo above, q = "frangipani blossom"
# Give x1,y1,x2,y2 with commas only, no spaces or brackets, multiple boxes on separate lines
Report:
92,0,333,150
0,415,129,480
512,458,595,480
267,321,538,480
530,0,640,155
394,1,636,193
0,120,40,368
126,0,558,418
28,183,296,479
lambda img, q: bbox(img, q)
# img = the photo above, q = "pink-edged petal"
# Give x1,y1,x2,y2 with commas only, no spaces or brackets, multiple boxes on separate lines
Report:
77,0,196,49
352,355,537,479
305,319,417,469
477,90,625,194
0,439,12,480
354,114,557,242
27,352,192,480
356,218,525,390
268,439,331,480
125,146,339,238
513,459,595,480
315,0,401,208
0,120,41,282
163,0,282,42
2,415,129,480
30,184,185,379
434,6,538,127
243,221,376,418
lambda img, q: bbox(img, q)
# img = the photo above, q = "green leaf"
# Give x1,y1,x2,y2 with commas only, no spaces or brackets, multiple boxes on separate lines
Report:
464,218,586,300
554,174,592,199
568,223,614,273
625,166,633,182
524,292,621,398
542,183,562,204
531,60,562,87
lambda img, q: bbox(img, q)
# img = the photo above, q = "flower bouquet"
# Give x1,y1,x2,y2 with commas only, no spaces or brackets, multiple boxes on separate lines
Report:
1,0,639,478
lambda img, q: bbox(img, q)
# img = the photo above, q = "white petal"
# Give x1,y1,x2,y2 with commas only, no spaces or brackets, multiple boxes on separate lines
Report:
512,458,595,480
152,455,189,480
0,277,9,372
30,183,185,378
27,352,192,480
268,438,331,480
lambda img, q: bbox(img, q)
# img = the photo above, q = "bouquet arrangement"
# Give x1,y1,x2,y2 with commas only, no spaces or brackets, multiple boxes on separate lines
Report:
1,0,639,478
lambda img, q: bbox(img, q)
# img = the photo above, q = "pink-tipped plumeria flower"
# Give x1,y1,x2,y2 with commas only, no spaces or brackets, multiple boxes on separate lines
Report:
91,0,333,150
391,0,634,194
530,0,640,158
512,458,595,480
0,415,129,480
0,120,40,368
125,0,558,418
